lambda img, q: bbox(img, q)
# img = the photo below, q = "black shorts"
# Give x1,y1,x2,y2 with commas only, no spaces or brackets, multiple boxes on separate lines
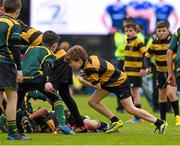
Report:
127,76,142,87
102,80,131,100
176,76,180,91
156,71,168,88
0,63,17,90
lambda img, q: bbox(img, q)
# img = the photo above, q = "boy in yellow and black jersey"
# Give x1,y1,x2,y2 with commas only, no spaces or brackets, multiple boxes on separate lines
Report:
144,21,180,125
124,23,147,123
18,20,43,46
21,26,42,46
64,45,167,134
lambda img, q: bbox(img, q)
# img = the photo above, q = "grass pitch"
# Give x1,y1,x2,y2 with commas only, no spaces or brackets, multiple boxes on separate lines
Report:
0,95,180,145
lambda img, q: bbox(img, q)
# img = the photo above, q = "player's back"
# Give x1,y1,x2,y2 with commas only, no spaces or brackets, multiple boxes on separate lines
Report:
0,15,20,64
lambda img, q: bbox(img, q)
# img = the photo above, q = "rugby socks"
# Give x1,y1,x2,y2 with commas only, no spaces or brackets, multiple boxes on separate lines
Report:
0,113,6,125
159,102,167,121
110,116,119,123
98,121,108,130
154,119,164,127
7,120,17,135
170,100,179,116
54,101,66,126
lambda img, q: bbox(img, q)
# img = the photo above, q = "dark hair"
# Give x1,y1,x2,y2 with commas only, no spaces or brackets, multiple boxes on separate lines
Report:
42,30,60,48
124,23,137,31
3,0,21,13
17,19,29,31
64,45,87,63
0,0,3,7
156,20,170,29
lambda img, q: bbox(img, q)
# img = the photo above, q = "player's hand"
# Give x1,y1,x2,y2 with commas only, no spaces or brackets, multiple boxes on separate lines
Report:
16,70,23,83
139,69,146,77
45,82,54,92
123,65,125,71
93,83,101,90
145,68,152,74
167,74,176,86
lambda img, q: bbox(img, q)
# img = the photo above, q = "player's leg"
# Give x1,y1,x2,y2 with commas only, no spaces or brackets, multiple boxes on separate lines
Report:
88,89,123,133
121,96,167,134
57,83,88,133
5,89,30,140
167,85,180,125
41,90,74,134
158,88,167,121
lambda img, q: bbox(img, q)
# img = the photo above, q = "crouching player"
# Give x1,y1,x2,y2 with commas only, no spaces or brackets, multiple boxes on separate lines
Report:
64,45,168,134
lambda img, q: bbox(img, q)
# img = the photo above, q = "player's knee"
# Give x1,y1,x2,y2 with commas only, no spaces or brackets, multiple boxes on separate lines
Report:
167,92,176,100
125,106,136,115
88,99,95,107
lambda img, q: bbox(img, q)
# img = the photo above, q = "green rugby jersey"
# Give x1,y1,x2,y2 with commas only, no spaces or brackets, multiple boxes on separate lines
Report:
168,28,180,77
0,15,21,64
22,46,56,83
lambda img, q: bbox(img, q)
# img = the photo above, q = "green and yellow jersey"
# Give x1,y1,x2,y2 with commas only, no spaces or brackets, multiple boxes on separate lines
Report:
169,28,180,77
124,37,147,77
22,46,56,83
80,55,127,87
0,15,21,64
145,35,172,72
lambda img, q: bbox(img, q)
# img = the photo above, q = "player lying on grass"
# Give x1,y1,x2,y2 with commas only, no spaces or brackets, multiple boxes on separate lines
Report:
22,107,109,133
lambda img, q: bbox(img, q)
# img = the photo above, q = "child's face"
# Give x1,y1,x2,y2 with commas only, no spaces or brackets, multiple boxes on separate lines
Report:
125,27,136,38
69,59,83,70
156,27,169,40
51,42,59,53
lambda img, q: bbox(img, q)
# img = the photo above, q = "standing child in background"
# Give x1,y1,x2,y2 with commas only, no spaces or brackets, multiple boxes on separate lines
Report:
64,45,167,134
0,0,30,140
124,23,147,123
144,21,180,125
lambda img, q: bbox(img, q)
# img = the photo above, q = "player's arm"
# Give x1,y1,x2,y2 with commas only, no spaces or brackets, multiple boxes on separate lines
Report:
78,76,101,90
144,43,154,74
42,56,55,92
9,24,22,70
167,49,175,86
167,32,178,86
9,24,23,83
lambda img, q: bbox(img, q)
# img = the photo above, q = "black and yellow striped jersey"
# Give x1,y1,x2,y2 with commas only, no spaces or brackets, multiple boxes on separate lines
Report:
21,27,43,46
145,35,172,72
80,55,127,87
124,37,147,77
0,15,21,64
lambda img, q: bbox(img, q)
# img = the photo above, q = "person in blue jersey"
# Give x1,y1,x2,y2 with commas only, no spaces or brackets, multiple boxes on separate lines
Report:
127,0,154,35
102,0,127,34
154,0,179,32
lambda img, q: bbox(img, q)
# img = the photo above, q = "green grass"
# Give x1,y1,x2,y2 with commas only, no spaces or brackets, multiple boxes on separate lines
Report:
0,95,180,145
